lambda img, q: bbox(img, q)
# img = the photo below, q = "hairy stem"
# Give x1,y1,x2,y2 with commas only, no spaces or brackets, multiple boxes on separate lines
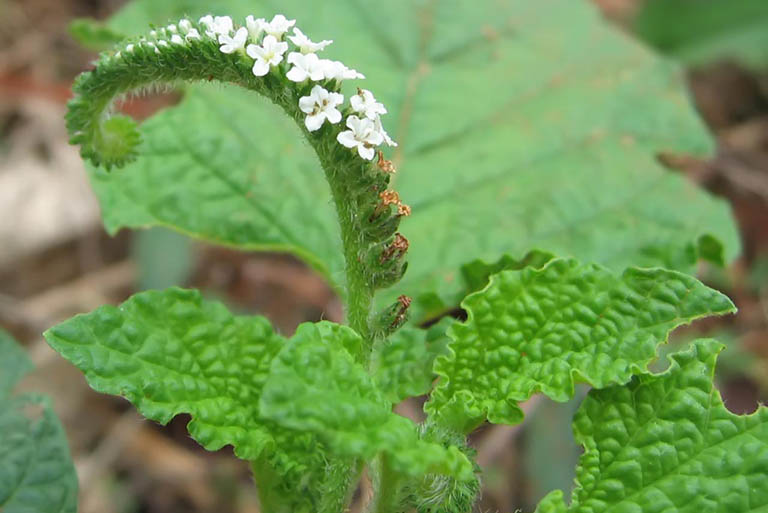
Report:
324,171,374,346
250,460,295,513
369,453,404,513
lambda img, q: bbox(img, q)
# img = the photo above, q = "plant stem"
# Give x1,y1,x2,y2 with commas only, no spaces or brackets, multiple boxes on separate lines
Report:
319,164,375,357
369,453,403,513
250,460,293,513
319,459,366,512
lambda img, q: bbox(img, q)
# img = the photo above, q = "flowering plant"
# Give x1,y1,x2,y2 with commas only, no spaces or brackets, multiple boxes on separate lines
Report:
4,3,767,513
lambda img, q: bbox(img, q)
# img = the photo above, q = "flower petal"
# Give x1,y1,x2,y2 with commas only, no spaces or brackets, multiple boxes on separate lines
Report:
358,145,375,160
252,59,269,77
298,95,316,114
337,131,358,148
325,108,342,125
305,113,325,132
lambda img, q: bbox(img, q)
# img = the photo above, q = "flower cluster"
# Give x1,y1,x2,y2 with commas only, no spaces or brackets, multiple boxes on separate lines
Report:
114,13,396,161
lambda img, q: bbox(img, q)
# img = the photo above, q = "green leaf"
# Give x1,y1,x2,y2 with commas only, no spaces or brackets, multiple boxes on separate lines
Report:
43,288,329,509
634,0,768,71
426,258,736,431
88,0,737,319
535,339,768,513
133,227,193,290
0,330,78,513
88,86,342,287
373,319,453,404
260,321,474,481
0,330,33,398
69,18,125,51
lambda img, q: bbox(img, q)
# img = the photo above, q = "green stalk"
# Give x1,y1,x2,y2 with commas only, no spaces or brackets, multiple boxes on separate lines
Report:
325,174,374,345
250,460,294,513
368,453,404,513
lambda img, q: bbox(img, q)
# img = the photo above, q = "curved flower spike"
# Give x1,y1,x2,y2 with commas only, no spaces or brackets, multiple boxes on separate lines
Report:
299,85,344,132
247,35,289,76
219,27,248,54
337,115,384,160
288,27,332,54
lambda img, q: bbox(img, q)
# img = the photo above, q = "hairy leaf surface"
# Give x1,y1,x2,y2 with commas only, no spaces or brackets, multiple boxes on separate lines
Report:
535,339,768,513
260,322,474,481
43,288,329,508
0,330,78,513
427,259,736,431
89,0,737,318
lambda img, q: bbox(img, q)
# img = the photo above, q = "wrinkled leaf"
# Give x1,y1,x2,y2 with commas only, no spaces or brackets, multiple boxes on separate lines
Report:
373,318,453,403
261,322,474,481
0,330,78,513
427,258,736,431
43,288,329,509
535,339,768,513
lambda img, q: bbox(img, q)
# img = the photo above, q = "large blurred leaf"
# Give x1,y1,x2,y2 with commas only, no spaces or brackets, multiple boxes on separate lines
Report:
535,339,768,513
635,0,768,70
0,330,78,513
92,0,738,315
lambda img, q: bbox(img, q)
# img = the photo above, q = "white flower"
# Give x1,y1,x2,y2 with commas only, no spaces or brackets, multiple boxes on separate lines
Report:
321,59,365,81
337,115,384,160
299,85,344,132
149,30,157,38
262,14,295,39
288,27,332,53
200,15,232,38
170,34,184,45
115,51,121,58
157,40,169,48
350,89,387,119
219,27,248,53
146,41,160,54
246,35,288,76
245,15,265,40
125,44,134,52
199,15,214,37
374,116,397,147
178,19,193,34
185,28,201,41
167,24,178,33
212,16,233,35
286,52,325,82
